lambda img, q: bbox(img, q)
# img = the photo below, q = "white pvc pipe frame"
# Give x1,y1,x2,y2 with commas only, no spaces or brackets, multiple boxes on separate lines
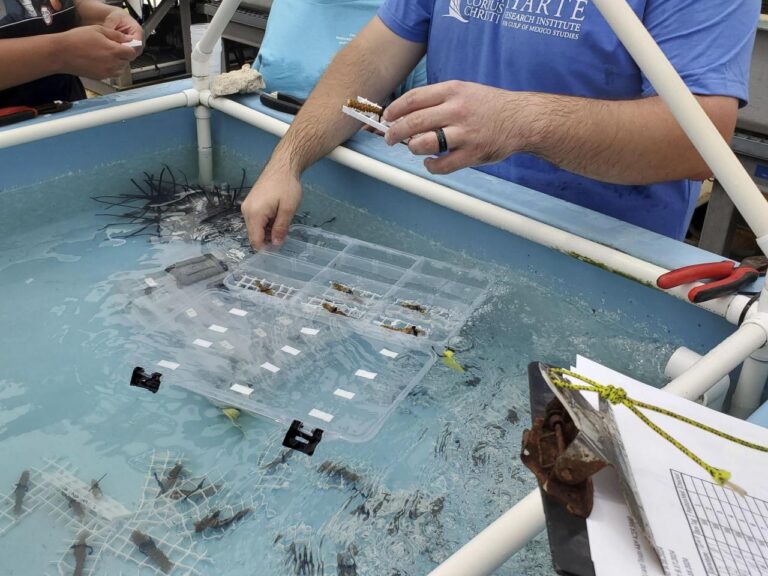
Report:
0,0,766,573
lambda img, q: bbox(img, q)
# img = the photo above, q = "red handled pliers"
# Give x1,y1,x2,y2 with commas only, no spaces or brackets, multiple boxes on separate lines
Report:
656,260,760,303
0,100,72,127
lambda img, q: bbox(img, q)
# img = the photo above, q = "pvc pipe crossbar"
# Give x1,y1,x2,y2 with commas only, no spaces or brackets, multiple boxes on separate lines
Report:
0,91,196,150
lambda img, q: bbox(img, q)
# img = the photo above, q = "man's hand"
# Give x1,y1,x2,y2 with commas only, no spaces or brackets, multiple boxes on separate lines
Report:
60,26,137,79
241,168,302,249
240,16,425,249
104,9,144,56
383,81,528,175
384,80,738,185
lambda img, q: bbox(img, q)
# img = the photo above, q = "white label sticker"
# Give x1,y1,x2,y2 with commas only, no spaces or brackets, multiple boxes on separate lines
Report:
209,324,228,333
254,328,267,338
229,307,248,317
281,345,301,356
301,327,320,336
308,408,334,422
230,383,253,396
355,369,377,380
144,277,158,288
185,308,198,318
380,348,399,359
193,338,212,348
220,340,234,350
158,360,179,370
261,362,280,373
334,389,355,400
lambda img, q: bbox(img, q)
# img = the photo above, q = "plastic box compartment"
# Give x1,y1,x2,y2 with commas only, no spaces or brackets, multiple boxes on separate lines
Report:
226,226,491,349
135,226,492,443
225,252,321,301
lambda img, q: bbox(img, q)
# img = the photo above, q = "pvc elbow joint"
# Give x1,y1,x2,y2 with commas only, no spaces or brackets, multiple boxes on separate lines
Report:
740,312,768,361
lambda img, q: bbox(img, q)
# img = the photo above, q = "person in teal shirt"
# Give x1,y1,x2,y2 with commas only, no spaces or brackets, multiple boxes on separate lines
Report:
255,0,426,101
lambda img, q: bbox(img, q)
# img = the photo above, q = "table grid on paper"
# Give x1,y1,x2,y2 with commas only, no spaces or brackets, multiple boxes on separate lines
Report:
671,470,768,576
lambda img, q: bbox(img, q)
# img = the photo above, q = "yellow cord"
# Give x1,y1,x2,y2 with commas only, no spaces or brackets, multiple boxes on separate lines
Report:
547,367,768,489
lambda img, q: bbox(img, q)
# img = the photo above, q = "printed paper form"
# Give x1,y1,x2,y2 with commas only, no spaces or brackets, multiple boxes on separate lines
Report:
576,356,768,576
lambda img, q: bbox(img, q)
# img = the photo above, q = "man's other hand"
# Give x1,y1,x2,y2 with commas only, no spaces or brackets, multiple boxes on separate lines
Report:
241,168,302,250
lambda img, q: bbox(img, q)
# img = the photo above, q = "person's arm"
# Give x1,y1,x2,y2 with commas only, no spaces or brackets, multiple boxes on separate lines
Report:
242,16,425,249
383,81,738,185
0,27,135,91
0,0,142,92
0,36,63,91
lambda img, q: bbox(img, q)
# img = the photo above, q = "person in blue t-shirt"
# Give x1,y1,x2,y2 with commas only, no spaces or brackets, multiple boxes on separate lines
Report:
242,0,761,247
254,0,427,101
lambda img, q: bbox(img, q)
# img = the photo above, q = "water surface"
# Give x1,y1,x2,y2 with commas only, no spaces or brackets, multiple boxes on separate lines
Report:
0,148,678,575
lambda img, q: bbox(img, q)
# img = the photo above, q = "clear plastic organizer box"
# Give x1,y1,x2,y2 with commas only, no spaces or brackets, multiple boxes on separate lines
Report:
137,226,492,443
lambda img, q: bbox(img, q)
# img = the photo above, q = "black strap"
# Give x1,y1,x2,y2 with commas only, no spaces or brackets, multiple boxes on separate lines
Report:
738,292,761,325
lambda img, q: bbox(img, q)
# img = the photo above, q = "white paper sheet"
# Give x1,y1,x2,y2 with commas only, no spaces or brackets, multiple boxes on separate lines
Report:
576,356,768,576
587,469,666,576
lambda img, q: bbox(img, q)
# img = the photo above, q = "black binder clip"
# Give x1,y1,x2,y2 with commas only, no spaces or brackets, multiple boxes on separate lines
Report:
282,420,323,456
130,367,162,394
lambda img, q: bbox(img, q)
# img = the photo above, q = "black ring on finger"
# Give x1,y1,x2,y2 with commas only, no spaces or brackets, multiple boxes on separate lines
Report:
435,128,449,154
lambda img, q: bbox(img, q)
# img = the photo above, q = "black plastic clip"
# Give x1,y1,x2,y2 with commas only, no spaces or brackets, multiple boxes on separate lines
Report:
282,420,323,456
130,367,162,394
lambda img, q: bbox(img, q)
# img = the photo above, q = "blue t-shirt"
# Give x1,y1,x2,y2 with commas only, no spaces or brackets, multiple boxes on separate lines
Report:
256,0,427,101
378,0,760,239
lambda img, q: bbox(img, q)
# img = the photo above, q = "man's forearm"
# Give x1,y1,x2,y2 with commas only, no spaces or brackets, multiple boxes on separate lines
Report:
523,93,737,184
266,17,425,178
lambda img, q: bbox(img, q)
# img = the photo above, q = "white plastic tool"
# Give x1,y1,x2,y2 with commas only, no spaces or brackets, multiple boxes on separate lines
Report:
122,39,143,48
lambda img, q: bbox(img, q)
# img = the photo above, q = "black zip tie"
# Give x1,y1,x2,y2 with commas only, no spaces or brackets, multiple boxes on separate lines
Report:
738,292,761,325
